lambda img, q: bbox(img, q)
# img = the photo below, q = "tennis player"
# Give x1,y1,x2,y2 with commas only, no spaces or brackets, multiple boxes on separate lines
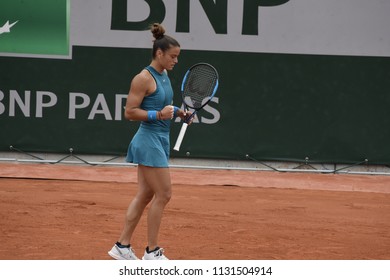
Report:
108,23,187,260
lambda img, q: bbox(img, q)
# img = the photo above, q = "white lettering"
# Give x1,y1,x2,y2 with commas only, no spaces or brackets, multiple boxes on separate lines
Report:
201,97,220,124
69,92,90,119
2,90,205,123
115,94,128,120
0,90,4,115
36,91,58,118
174,97,220,124
88,93,112,120
9,90,30,117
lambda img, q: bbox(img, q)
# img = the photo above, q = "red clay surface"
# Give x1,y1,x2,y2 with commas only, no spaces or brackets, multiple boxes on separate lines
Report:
0,163,389,260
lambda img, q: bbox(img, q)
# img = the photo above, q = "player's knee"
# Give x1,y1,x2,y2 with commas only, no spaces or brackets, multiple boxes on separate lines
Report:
142,193,154,205
135,191,154,206
158,190,171,205
163,192,172,204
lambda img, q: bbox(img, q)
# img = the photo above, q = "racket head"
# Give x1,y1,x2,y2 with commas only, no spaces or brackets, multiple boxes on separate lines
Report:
180,63,219,110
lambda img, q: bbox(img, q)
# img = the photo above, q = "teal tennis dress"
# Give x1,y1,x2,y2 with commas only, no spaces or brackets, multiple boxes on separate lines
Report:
126,66,174,168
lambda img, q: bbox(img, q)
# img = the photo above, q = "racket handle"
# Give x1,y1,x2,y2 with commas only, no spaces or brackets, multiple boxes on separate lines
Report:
173,123,188,151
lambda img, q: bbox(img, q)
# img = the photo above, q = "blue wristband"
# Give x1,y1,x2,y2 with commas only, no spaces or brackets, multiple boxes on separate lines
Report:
173,106,179,118
147,110,157,121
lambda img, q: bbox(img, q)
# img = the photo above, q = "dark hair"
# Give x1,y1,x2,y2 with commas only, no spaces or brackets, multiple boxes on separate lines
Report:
151,23,180,59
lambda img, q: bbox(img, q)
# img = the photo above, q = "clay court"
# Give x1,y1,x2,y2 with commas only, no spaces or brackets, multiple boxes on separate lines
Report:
0,162,389,260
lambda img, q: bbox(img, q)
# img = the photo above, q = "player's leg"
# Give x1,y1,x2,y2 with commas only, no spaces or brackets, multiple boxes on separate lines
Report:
108,166,154,260
118,166,155,244
139,165,172,259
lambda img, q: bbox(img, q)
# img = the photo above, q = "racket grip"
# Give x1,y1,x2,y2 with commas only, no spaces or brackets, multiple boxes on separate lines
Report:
173,123,188,151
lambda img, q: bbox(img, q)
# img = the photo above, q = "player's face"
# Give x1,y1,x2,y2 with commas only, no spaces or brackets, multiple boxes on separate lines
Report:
160,46,180,71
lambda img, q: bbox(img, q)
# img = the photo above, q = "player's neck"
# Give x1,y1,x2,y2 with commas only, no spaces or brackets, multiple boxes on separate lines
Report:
150,61,164,74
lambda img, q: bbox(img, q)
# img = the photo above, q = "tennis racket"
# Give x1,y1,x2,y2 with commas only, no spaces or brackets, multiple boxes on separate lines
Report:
173,63,219,151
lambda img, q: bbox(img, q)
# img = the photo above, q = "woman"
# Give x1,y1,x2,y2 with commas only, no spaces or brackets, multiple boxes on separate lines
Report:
108,23,187,260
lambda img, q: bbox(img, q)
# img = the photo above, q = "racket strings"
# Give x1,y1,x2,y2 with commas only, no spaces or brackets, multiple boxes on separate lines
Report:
183,65,218,109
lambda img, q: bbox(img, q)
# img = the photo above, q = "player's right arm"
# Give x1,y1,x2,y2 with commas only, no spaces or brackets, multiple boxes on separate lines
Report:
124,71,153,121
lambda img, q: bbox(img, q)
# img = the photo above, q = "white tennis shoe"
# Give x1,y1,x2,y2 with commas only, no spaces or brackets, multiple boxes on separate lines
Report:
108,244,139,260
142,247,169,260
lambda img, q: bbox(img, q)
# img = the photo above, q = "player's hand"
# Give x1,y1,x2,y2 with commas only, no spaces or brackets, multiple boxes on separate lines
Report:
177,109,193,124
159,105,174,120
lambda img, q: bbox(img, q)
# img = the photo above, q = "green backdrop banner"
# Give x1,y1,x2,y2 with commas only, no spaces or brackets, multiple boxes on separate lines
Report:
1,46,390,164
0,0,69,56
